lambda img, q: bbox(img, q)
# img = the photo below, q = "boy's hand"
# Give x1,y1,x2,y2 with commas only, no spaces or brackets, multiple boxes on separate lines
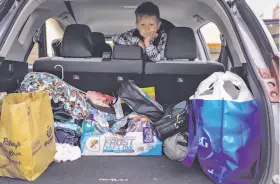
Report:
144,32,158,47
138,40,145,49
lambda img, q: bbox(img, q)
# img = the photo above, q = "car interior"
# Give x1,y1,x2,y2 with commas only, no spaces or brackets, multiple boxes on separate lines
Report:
0,0,272,183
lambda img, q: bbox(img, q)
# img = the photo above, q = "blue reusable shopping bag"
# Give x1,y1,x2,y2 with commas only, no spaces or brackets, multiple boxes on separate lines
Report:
183,72,261,184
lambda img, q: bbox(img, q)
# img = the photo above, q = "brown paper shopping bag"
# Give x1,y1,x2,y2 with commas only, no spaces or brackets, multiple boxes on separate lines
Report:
0,91,56,181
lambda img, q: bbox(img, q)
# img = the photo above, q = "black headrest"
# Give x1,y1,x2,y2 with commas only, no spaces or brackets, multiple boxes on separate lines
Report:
113,45,142,60
60,24,93,58
159,18,175,33
91,32,106,43
92,43,112,58
165,27,197,60
91,32,112,58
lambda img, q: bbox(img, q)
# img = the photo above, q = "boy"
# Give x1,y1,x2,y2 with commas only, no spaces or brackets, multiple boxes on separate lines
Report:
112,2,167,62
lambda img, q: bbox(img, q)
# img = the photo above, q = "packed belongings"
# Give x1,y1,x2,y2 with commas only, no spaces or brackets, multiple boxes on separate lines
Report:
81,112,162,156
117,80,164,122
154,100,189,141
0,71,261,183
19,72,88,119
0,91,56,181
17,72,88,164
163,132,188,161
183,72,261,184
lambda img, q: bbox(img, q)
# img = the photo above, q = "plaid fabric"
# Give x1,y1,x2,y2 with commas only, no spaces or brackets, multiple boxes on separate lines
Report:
112,29,167,62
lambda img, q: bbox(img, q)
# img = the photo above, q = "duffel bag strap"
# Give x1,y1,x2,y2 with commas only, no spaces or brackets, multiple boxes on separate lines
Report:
162,105,174,118
182,101,199,166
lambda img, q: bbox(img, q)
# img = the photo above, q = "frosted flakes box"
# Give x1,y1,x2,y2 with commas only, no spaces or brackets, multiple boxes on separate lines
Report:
80,131,162,156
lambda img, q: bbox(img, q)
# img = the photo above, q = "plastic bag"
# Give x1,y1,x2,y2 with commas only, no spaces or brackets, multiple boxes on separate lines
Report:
183,72,261,184
0,91,56,181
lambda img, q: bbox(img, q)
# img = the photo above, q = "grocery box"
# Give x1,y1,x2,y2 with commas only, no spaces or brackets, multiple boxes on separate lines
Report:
80,131,162,156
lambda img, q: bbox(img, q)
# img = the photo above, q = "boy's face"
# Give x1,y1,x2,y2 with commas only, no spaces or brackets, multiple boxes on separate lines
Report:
136,15,161,38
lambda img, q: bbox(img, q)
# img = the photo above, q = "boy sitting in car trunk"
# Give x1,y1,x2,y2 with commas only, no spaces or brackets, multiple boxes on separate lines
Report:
112,1,167,62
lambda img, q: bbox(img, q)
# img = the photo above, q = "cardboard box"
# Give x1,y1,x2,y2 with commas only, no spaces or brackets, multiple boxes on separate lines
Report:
80,132,162,156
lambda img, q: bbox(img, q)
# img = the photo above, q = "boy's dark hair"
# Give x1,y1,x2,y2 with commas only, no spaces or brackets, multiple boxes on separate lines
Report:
135,2,160,20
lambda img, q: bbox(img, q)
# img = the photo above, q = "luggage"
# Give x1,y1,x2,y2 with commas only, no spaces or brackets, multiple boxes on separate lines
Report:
117,80,164,122
0,91,56,181
154,101,189,141
183,72,261,184
163,132,188,161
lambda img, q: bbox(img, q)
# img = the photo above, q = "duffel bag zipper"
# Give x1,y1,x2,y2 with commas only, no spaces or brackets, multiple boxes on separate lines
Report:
155,108,186,127
156,112,186,130
129,80,163,112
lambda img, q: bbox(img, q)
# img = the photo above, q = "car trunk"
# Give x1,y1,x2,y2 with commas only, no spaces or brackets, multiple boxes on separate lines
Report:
0,156,213,184
0,55,270,184
0,60,215,184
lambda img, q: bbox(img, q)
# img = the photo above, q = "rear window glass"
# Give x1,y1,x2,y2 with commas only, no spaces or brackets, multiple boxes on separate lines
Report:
264,19,279,49
246,0,279,49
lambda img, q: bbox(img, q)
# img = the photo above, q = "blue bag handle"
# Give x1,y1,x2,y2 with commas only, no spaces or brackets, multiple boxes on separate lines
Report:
183,100,199,166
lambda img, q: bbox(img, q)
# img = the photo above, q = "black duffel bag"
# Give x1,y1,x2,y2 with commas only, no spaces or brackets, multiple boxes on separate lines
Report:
117,80,164,122
154,101,189,141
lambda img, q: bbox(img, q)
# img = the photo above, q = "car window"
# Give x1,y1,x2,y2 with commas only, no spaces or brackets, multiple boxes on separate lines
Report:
245,0,279,51
106,40,114,48
45,18,64,57
264,19,279,50
26,43,39,64
199,22,222,61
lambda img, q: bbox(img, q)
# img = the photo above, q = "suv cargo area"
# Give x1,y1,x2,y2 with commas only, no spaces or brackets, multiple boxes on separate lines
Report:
0,0,278,184
1,157,211,184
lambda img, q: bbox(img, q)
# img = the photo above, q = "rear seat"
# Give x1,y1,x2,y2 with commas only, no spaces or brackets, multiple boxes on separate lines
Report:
50,31,112,58
33,24,143,93
144,27,225,105
91,32,112,58
91,32,106,43
60,24,94,58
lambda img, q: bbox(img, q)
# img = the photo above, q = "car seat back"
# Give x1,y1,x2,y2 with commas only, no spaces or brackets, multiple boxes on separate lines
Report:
60,24,93,58
144,27,225,106
91,32,112,58
34,24,143,93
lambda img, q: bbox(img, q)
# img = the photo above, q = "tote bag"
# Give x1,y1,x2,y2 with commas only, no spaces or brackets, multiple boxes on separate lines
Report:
183,72,261,184
0,91,56,181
